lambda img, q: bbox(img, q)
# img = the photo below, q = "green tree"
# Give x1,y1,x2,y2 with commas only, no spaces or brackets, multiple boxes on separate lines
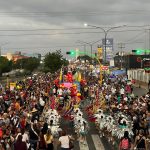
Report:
13,57,40,72
24,57,40,72
13,58,27,69
44,50,68,73
61,58,69,66
0,56,12,75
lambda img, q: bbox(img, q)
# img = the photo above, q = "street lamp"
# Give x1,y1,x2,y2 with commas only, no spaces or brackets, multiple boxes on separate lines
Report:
76,39,102,59
84,23,126,64
76,39,103,82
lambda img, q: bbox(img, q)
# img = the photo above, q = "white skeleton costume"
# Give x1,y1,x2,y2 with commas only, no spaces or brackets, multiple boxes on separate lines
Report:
116,113,134,139
93,110,133,140
93,109,106,137
44,109,61,136
73,108,89,135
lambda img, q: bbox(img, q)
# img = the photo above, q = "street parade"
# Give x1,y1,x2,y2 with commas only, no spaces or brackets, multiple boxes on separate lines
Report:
0,1,150,150
0,66,149,150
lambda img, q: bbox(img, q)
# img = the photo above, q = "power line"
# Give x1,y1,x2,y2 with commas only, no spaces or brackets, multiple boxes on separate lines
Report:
3,39,145,51
3,44,84,50
0,27,97,31
125,31,145,43
0,25,149,32
0,10,149,16
0,29,147,37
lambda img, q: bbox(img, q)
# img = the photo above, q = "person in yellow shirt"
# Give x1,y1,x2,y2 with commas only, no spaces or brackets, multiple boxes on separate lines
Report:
44,129,53,150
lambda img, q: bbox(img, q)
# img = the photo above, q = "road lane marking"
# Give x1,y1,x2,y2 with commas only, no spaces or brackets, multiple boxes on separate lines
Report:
91,134,105,150
79,137,89,150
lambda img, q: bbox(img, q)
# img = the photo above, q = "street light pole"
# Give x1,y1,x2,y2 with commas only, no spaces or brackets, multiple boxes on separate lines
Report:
90,44,92,62
76,39,101,80
83,44,86,63
77,39,102,60
118,43,125,70
84,24,126,64
104,32,107,64
76,39,103,83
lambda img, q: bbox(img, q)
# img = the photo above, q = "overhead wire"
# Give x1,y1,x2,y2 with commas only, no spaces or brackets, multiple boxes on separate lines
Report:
3,44,85,50
0,28,98,31
0,10,149,16
0,29,148,37
0,25,149,32
124,31,145,43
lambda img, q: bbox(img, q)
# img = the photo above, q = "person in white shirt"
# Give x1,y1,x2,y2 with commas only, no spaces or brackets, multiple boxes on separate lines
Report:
39,97,45,106
59,130,73,150
111,87,116,94
120,87,125,95
39,96,45,112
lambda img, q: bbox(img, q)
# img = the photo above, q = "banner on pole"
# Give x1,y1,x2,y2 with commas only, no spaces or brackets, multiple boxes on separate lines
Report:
10,82,16,91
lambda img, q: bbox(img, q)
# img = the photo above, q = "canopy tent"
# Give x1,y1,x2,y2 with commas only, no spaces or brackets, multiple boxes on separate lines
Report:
111,70,126,76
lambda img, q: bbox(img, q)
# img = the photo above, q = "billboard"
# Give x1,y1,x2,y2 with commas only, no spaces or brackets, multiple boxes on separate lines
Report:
102,38,114,61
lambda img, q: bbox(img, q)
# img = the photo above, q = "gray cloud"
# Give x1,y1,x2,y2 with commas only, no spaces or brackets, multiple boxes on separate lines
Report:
0,0,150,57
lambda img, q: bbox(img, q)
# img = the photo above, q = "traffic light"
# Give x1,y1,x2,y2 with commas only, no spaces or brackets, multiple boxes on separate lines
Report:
132,49,143,55
66,52,71,54
66,50,76,55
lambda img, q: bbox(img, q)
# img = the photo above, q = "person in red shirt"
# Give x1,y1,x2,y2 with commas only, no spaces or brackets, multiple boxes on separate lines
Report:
20,116,26,129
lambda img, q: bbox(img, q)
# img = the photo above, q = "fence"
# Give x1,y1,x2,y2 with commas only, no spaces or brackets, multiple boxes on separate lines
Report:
128,69,150,83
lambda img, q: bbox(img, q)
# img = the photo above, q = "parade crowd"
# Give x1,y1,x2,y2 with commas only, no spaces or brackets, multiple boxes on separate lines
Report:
0,69,149,150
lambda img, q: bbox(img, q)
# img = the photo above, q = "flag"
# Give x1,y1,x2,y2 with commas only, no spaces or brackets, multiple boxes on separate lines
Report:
59,68,63,82
74,71,82,82
77,72,82,82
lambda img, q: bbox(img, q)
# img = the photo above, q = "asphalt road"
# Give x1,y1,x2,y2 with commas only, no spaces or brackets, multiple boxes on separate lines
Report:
55,87,148,150
133,86,148,96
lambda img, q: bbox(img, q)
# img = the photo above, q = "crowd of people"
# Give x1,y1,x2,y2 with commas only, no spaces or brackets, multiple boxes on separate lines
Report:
0,68,149,150
0,70,89,150
85,74,150,150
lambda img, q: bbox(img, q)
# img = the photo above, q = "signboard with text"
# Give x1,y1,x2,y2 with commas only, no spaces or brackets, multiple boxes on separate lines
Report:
101,66,109,71
102,38,114,61
97,47,103,59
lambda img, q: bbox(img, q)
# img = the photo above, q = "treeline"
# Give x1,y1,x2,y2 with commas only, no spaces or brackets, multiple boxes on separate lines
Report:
0,50,69,76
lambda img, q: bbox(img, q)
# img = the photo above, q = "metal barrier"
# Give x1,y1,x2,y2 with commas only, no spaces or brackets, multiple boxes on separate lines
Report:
128,69,150,83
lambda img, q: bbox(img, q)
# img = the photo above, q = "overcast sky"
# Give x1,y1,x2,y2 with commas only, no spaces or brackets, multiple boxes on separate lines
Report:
0,0,150,57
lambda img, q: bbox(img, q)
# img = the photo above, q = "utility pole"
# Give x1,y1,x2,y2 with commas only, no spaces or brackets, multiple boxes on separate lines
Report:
84,44,86,57
84,24,126,64
149,29,150,52
118,43,125,69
